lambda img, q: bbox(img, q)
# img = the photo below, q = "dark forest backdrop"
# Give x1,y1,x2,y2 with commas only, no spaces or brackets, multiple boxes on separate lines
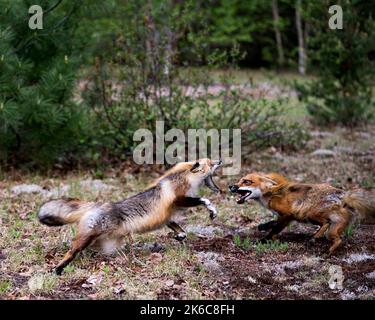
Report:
0,0,374,167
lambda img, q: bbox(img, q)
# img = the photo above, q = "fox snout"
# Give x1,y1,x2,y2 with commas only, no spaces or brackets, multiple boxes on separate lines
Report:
229,184,255,204
229,185,238,193
228,184,252,196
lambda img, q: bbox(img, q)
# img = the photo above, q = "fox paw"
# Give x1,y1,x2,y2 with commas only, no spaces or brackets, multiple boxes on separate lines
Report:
258,221,277,231
174,232,187,242
209,210,217,220
201,198,217,220
55,266,64,276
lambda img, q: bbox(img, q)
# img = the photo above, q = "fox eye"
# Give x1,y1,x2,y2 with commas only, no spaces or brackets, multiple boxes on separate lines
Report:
190,162,200,172
243,180,252,185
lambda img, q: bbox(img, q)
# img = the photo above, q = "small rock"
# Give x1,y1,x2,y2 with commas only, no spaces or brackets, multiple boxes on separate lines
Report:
328,265,344,290
82,274,103,288
285,284,300,292
340,289,356,300
280,260,303,270
165,280,174,287
310,149,336,157
12,184,44,195
142,242,165,253
247,276,257,284
310,131,334,138
28,274,45,293
344,253,375,264
186,225,221,237
79,179,114,192
195,251,224,274
113,286,126,295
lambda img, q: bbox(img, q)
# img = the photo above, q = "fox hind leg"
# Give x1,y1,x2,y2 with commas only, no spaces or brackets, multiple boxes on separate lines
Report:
313,223,330,239
260,216,292,242
55,233,98,275
327,221,347,254
326,210,349,254
307,222,330,248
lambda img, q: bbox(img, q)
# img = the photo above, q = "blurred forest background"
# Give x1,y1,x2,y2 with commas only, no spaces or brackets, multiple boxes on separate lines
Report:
0,0,374,168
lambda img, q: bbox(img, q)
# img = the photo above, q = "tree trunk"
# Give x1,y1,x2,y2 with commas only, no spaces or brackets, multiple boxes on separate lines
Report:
295,0,307,75
272,0,285,67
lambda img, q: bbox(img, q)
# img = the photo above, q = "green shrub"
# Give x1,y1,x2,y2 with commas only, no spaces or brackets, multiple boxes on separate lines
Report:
81,1,307,158
0,1,89,166
296,1,375,126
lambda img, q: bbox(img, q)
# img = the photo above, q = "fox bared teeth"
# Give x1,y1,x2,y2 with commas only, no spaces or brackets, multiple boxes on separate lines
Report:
236,192,251,204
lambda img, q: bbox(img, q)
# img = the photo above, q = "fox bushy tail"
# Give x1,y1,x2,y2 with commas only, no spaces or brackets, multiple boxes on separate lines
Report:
38,198,95,226
343,189,375,222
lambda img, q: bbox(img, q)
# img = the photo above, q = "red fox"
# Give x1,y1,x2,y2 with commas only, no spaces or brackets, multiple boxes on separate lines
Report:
38,158,222,274
229,172,375,254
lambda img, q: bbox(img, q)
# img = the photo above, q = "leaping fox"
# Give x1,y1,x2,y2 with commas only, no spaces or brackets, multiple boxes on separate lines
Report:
38,158,222,274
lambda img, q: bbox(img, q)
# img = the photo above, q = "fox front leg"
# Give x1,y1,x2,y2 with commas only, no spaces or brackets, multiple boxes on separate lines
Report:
200,198,218,220
167,221,187,241
175,197,218,220
258,220,278,231
259,216,292,243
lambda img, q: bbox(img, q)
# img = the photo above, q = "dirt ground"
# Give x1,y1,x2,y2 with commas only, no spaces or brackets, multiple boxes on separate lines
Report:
0,125,374,300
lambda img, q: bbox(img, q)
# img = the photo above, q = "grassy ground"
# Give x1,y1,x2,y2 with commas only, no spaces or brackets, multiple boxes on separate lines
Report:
0,124,374,300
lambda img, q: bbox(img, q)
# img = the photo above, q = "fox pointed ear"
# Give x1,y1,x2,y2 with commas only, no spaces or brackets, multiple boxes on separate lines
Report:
262,176,277,186
190,162,200,173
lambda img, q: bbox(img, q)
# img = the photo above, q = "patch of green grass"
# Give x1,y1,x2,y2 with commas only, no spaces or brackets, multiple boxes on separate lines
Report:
9,227,22,239
153,245,192,277
233,234,251,251
63,265,76,274
7,244,47,270
254,240,289,254
0,280,11,294
102,264,110,274
361,177,375,189
233,234,241,247
344,223,359,239
7,219,25,240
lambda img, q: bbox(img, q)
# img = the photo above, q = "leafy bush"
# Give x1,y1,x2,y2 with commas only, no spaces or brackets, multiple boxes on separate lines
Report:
295,1,375,126
81,0,307,160
0,1,89,165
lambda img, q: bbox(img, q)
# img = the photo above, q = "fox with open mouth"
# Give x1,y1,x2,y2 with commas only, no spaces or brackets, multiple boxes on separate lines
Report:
229,172,375,254
38,158,222,274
